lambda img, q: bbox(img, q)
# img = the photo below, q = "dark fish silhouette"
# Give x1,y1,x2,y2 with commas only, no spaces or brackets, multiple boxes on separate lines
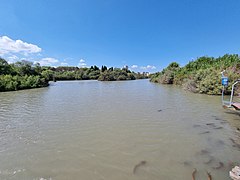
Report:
196,149,210,156
215,117,222,121
157,108,169,112
230,138,236,144
200,149,210,155
199,131,210,134
213,162,224,169
183,161,192,166
206,123,217,128
206,123,215,126
213,127,223,129
133,161,146,174
204,156,214,164
233,144,240,149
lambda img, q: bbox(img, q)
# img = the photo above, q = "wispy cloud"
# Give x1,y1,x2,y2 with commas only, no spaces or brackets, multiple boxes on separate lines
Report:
0,36,71,67
79,59,85,63
140,65,156,70
131,65,138,69
78,59,87,67
7,55,19,63
0,36,41,56
35,57,59,66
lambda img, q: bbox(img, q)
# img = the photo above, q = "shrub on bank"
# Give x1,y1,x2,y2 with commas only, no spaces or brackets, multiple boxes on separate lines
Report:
0,74,48,91
150,54,240,95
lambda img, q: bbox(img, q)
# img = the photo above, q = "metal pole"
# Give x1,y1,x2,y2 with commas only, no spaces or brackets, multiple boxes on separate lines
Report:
222,86,224,105
229,81,239,106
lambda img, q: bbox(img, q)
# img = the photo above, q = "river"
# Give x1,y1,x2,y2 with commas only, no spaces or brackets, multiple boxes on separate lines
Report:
0,79,239,180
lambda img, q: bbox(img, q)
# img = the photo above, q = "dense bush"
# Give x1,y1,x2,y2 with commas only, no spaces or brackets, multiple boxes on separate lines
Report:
0,74,48,91
150,54,240,95
0,58,49,92
98,67,138,81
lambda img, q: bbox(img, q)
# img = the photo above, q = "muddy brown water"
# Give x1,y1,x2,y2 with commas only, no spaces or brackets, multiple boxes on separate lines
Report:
0,80,239,180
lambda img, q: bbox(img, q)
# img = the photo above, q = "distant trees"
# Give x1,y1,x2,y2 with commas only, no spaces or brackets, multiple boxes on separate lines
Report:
150,54,240,95
47,66,101,80
98,67,142,81
101,65,107,72
44,65,147,82
0,57,149,92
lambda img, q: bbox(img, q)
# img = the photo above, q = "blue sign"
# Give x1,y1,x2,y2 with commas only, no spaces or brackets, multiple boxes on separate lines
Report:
222,77,228,86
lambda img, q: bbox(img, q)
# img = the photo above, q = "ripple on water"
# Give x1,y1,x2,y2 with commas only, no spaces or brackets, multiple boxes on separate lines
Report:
0,80,240,180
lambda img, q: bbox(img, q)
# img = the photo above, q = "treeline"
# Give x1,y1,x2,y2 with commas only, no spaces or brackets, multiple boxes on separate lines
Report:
42,65,148,81
0,58,49,91
0,58,148,92
150,54,240,95
98,66,143,81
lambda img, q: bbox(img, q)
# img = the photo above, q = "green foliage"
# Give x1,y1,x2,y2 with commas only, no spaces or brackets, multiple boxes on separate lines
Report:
0,58,49,92
151,54,240,95
101,66,107,72
0,58,11,75
41,69,54,81
0,57,148,91
98,67,139,81
48,65,147,81
0,74,48,91
150,62,180,84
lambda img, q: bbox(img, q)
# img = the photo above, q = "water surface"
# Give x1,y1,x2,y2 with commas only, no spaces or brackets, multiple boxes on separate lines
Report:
0,80,239,180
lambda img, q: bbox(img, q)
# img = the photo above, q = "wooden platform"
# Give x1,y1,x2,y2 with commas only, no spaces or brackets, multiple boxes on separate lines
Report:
232,103,240,110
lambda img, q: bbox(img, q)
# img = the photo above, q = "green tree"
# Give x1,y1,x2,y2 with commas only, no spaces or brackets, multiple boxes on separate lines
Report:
0,58,11,75
151,54,240,95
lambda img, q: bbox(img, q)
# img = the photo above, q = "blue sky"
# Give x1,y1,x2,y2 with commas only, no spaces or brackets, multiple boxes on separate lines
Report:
0,0,239,72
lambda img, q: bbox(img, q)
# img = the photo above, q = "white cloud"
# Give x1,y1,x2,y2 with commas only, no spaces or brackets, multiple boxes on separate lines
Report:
131,65,138,69
79,63,87,67
140,65,156,70
79,59,85,63
0,36,41,56
7,55,19,63
78,59,87,67
147,65,156,69
35,57,59,66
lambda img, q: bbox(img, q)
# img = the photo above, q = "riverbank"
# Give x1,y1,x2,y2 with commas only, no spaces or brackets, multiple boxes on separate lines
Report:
150,54,240,95
0,58,148,92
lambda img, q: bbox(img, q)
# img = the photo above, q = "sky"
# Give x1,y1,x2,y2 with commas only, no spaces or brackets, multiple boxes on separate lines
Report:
0,0,240,72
